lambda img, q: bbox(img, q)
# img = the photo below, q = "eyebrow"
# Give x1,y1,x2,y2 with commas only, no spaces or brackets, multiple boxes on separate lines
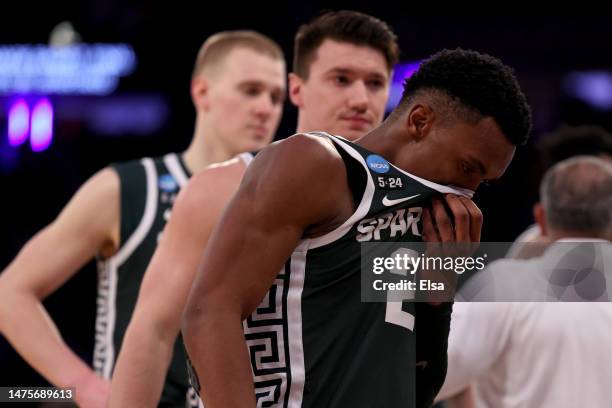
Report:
238,80,285,92
326,67,388,81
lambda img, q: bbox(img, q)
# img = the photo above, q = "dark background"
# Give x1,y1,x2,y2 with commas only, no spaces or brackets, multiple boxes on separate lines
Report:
1,2,611,387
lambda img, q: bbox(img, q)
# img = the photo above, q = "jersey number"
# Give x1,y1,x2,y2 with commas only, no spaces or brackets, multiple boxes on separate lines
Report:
384,248,416,331
377,176,403,188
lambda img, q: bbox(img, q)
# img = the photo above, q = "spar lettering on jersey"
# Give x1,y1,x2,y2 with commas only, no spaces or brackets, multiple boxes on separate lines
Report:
356,207,422,242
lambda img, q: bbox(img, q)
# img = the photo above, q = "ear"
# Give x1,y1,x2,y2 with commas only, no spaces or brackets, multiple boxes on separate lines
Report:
191,76,210,111
288,72,304,108
405,104,433,141
533,202,547,236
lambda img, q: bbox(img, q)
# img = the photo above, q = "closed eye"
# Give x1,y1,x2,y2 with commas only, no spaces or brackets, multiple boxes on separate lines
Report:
461,161,476,175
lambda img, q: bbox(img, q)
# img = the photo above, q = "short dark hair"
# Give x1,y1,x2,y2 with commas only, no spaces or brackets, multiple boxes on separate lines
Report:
397,48,532,146
537,125,612,169
293,10,399,79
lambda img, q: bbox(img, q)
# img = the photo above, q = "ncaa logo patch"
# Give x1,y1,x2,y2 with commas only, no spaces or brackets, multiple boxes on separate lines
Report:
158,174,178,192
366,154,390,174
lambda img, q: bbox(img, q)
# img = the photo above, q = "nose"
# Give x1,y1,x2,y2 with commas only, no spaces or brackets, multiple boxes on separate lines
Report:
452,175,482,194
466,177,484,193
253,94,274,120
346,80,369,112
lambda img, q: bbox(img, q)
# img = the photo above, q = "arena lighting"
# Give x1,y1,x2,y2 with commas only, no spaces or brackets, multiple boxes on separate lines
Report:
30,98,53,152
0,44,137,95
563,71,612,110
8,99,29,146
6,98,55,152
386,61,421,112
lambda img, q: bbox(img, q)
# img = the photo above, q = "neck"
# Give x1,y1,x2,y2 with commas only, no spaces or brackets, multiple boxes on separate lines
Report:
355,117,433,181
296,112,313,135
181,115,236,174
355,118,405,161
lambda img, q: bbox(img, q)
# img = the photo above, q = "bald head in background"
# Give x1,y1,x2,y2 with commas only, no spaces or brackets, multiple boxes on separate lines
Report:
536,155,612,241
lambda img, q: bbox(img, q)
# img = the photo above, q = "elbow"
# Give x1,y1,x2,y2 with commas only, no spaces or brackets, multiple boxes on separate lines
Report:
181,290,244,353
0,284,7,329
0,276,16,328
0,286,23,331
181,295,229,350
0,275,38,331
181,299,205,347
133,304,178,347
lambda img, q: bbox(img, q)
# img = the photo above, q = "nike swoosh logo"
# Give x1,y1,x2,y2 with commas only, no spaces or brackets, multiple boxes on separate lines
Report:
382,194,420,207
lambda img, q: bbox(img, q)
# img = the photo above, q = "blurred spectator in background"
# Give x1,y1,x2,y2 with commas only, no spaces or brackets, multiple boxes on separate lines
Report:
439,155,612,408
507,125,612,258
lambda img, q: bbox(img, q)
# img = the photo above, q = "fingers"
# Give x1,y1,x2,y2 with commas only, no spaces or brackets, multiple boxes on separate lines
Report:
457,196,483,243
422,208,438,242
423,194,483,251
444,195,470,242
431,198,454,243
425,194,483,244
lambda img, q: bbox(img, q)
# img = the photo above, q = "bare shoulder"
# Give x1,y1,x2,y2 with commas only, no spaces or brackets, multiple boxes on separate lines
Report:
58,166,121,256
178,156,249,209
56,166,120,228
193,155,249,186
83,166,121,198
246,133,346,184
266,133,341,161
186,134,345,201
234,133,350,231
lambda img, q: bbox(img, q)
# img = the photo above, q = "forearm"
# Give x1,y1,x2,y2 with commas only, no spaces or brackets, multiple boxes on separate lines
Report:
415,302,453,407
0,291,96,388
109,322,175,407
182,310,256,408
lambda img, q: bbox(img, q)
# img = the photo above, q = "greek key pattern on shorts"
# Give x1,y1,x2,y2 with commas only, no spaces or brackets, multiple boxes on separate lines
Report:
244,265,291,408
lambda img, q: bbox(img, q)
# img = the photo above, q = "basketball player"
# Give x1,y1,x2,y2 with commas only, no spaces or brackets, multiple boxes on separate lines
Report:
182,48,532,408
109,10,399,407
0,31,285,408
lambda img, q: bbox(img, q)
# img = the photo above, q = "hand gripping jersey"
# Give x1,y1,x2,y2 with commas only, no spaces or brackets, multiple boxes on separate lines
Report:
189,134,469,408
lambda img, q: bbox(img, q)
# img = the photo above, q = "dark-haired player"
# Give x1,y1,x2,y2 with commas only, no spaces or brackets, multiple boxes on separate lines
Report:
183,48,532,408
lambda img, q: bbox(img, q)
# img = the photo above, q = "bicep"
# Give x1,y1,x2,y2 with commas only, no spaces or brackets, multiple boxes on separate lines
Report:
193,180,305,319
188,136,343,319
0,168,120,298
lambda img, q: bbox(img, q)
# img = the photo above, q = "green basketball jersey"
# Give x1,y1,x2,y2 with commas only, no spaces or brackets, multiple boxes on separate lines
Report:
92,151,249,407
92,153,191,407
243,133,468,408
